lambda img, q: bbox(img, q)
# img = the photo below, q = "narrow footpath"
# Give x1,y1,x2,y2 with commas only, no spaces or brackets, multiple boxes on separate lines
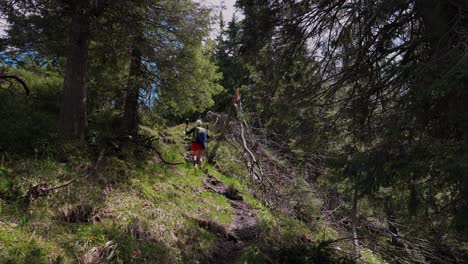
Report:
202,173,259,264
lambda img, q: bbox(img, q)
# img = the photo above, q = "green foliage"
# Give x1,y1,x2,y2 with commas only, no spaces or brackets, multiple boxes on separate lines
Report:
0,167,13,193
158,42,223,118
240,210,354,264
2,0,465,260
0,120,370,263
214,0,468,261
1,0,222,138
359,249,387,264
0,144,223,262
0,66,61,154
212,142,248,181
213,14,250,111
102,222,174,263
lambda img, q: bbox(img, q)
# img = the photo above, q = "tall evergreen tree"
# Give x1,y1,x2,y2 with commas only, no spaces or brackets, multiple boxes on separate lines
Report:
1,0,222,136
219,0,468,259
60,0,93,139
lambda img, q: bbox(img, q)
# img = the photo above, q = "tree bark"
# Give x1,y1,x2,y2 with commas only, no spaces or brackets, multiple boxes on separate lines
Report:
384,199,404,249
59,0,92,139
122,45,143,135
351,181,360,256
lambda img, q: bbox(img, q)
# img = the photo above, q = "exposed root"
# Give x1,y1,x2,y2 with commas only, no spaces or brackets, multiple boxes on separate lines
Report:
189,216,238,242
203,174,242,201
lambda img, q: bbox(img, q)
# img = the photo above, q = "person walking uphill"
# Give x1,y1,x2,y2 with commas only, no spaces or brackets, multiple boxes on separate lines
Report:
185,119,209,168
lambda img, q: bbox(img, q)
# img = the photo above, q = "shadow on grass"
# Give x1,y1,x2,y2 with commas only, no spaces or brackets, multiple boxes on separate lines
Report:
103,225,175,263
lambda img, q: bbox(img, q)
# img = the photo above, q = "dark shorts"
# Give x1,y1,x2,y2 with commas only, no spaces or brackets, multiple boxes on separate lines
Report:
191,142,203,151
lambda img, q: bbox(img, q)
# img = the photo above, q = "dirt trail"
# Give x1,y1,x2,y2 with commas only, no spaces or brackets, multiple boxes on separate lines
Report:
202,174,259,264
170,132,258,262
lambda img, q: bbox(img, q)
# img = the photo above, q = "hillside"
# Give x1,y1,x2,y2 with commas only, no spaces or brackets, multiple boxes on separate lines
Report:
0,123,383,263
1,0,467,263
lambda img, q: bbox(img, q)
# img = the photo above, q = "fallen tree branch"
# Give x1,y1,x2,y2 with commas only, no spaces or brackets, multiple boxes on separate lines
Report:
0,75,30,95
150,144,183,165
23,179,77,203
207,108,236,162
118,135,183,165
42,179,77,192
23,147,107,205
86,147,106,178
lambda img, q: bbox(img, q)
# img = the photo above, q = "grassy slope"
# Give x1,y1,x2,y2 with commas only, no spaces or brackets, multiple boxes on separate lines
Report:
0,124,385,263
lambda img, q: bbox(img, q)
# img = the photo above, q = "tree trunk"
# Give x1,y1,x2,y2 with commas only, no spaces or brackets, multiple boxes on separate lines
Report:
122,45,143,135
60,0,92,139
351,181,360,256
384,199,404,249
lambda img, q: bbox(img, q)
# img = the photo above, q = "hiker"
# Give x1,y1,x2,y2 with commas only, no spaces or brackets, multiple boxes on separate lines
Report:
185,119,209,168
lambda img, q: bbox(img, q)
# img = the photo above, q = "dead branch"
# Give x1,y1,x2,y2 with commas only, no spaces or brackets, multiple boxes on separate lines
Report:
239,120,261,180
327,206,461,263
23,179,77,203
0,75,30,95
207,106,236,162
23,147,107,205
42,179,77,192
150,144,183,165
120,135,183,165
86,147,106,178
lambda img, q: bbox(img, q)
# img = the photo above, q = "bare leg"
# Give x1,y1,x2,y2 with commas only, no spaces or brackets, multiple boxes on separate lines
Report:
196,150,204,167
191,150,197,166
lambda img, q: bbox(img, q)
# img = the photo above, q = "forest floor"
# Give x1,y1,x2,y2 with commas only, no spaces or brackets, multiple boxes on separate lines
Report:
0,123,386,263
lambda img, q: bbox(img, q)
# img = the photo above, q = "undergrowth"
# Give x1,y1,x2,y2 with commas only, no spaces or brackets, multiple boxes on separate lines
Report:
0,124,385,263
0,139,229,263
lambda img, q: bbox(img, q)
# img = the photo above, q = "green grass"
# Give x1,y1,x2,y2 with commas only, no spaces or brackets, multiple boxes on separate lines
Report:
0,139,234,263
0,124,385,263
203,134,391,264
0,225,65,263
